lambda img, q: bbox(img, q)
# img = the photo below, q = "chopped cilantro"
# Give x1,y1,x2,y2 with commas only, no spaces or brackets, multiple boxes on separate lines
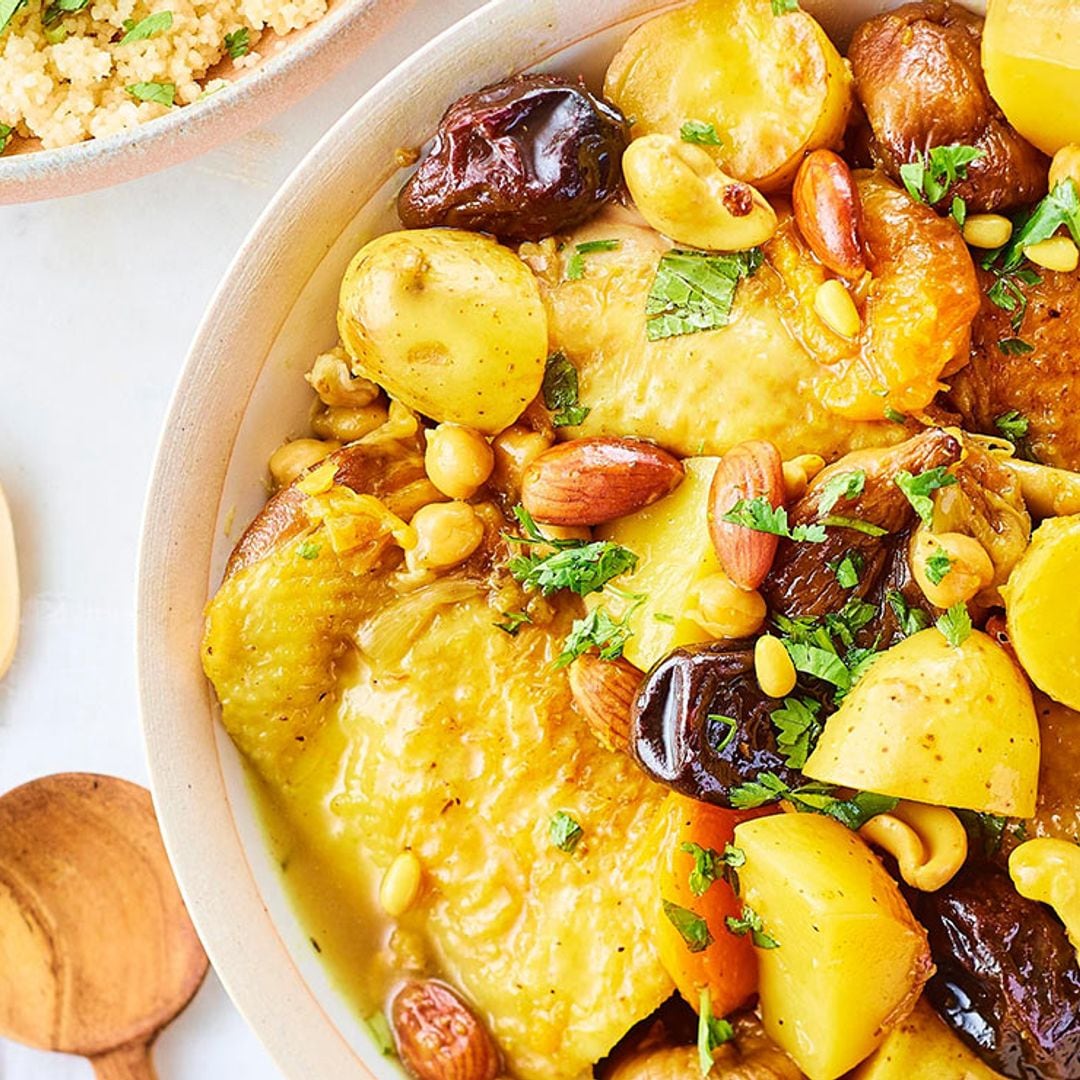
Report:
819,514,888,537
725,904,779,949
224,25,250,58
951,196,967,228
828,549,864,589
997,337,1034,356
1000,179,1080,271
985,264,1042,331
680,119,721,146
894,466,958,525
681,841,744,898
770,0,798,11
120,9,172,42
887,590,930,637
995,409,1030,444
297,540,321,560
729,772,898,831
566,238,620,281
925,550,953,585
365,1011,395,1056
772,606,879,698
646,248,762,341
883,406,907,425
771,696,823,769
541,352,590,427
721,497,826,543
936,602,972,647
126,81,175,106
708,713,737,753
662,900,713,953
729,770,790,810
549,811,583,852
899,144,984,205
698,988,735,1075
554,598,642,669
494,610,531,636
956,810,1007,858
818,469,866,514
783,641,852,691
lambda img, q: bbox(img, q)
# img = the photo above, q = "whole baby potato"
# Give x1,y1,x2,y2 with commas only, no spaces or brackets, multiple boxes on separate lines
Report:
604,0,852,191
337,229,547,435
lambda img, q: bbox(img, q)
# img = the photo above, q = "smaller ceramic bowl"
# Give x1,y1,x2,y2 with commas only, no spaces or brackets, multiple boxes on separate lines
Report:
0,0,405,205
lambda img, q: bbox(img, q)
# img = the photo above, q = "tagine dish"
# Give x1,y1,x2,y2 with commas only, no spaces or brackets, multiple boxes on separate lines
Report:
200,1,1080,1077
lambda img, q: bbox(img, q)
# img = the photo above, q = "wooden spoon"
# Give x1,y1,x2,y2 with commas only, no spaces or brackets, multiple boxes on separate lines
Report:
0,773,209,1078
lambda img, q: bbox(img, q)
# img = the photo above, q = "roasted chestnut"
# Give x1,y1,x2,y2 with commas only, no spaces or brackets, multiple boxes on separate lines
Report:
398,73,629,242
911,865,1080,1079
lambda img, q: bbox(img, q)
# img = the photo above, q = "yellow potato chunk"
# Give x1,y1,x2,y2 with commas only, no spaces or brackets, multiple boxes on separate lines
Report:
604,0,852,190
804,629,1040,817
590,457,719,670
520,218,903,461
983,0,1080,155
338,229,547,434
734,813,932,1080
1002,514,1080,710
851,997,1007,1080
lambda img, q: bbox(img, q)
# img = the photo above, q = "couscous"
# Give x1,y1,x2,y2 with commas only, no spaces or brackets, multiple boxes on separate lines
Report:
0,0,328,150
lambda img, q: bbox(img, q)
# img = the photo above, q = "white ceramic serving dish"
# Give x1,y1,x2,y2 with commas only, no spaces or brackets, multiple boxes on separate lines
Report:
137,0,982,1076
0,0,407,205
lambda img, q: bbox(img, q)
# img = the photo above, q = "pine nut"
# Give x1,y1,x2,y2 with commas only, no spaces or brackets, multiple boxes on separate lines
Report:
755,634,797,698
814,279,861,339
1024,235,1079,273
1049,145,1080,192
379,851,422,917
961,213,1013,249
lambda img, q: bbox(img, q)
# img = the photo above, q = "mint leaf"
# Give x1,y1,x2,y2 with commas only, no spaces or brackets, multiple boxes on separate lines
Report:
0,0,25,33
541,352,590,427
646,249,762,341
663,900,713,953
120,9,172,42
126,81,175,106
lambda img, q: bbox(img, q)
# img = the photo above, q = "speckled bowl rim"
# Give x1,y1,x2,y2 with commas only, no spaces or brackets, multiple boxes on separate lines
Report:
0,0,409,204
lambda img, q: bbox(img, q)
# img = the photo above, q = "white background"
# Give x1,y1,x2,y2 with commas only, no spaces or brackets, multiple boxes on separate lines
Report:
0,2,480,1075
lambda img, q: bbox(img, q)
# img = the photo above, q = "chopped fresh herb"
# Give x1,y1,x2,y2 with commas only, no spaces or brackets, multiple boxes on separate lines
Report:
829,549,864,588
771,696,823,769
725,904,779,949
894,466,958,525
708,713,737,753
566,238,620,280
549,811,583,852
956,810,1007,858
41,0,86,26
883,406,907,425
662,900,713,953
1000,179,1080,272
936,602,972,647
899,144,984,206
951,196,967,228
721,497,827,543
297,540,321,560
653,611,675,624
985,264,1042,331
772,606,879,699
729,770,790,810
997,337,1034,356
541,352,590,427
784,641,851,691
925,550,953,585
43,19,66,38
680,119,721,146
818,469,866,514
0,0,25,34
770,0,798,12
126,81,176,106
1012,820,1029,842
554,599,642,669
120,9,172,41
365,1011,396,1056
995,409,1030,444
819,514,888,537
0,123,10,154
887,590,930,637
730,772,898,831
224,25,250,58
506,506,637,597
698,988,735,1076
494,610,531,636
645,248,762,341
681,841,745,898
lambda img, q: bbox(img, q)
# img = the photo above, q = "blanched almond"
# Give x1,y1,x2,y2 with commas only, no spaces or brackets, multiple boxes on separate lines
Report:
569,654,643,753
792,149,867,280
521,437,684,525
708,441,785,590
392,980,500,1080
0,483,18,681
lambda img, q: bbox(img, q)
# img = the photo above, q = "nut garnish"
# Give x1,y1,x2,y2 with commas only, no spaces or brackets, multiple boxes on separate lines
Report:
792,149,867,280
568,653,644,753
521,437,684,525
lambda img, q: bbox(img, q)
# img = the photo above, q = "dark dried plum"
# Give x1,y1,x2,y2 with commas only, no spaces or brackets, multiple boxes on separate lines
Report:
911,865,1080,1079
398,73,629,242
630,640,831,806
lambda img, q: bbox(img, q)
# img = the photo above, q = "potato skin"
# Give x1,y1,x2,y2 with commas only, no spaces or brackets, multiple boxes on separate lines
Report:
849,2,1047,213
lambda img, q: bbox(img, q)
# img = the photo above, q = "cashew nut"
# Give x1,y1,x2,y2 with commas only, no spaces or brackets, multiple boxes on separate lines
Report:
1009,838,1080,962
859,801,967,892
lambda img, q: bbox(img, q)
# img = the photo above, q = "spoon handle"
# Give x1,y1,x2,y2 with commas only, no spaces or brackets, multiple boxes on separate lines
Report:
91,1041,157,1080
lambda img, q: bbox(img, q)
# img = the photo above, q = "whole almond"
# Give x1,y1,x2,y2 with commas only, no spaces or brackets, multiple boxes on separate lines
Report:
569,654,643,753
391,980,500,1080
521,437,684,525
708,440,785,590
792,149,867,280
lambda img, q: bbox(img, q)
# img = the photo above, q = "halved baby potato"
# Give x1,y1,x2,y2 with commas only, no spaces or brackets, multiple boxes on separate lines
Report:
803,629,1040,817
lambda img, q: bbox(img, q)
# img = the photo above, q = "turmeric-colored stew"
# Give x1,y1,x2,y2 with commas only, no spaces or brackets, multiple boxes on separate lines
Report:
202,1,1080,1077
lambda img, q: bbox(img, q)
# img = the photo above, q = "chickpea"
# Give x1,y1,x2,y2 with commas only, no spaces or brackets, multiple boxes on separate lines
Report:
622,133,777,251
405,502,485,572
306,347,381,408
491,425,554,498
910,528,995,608
424,424,495,500
685,571,766,640
1049,144,1080,193
311,402,389,443
782,453,826,501
268,437,341,488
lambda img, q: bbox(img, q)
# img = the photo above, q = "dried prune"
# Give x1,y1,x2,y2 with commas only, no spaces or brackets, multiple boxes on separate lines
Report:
911,865,1080,1079
398,73,629,242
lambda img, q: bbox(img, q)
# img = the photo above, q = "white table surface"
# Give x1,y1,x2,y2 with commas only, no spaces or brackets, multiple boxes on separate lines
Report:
0,2,481,1075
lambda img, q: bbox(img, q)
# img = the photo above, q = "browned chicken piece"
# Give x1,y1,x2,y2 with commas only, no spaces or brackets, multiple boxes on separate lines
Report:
849,1,1047,213
945,266,1080,471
